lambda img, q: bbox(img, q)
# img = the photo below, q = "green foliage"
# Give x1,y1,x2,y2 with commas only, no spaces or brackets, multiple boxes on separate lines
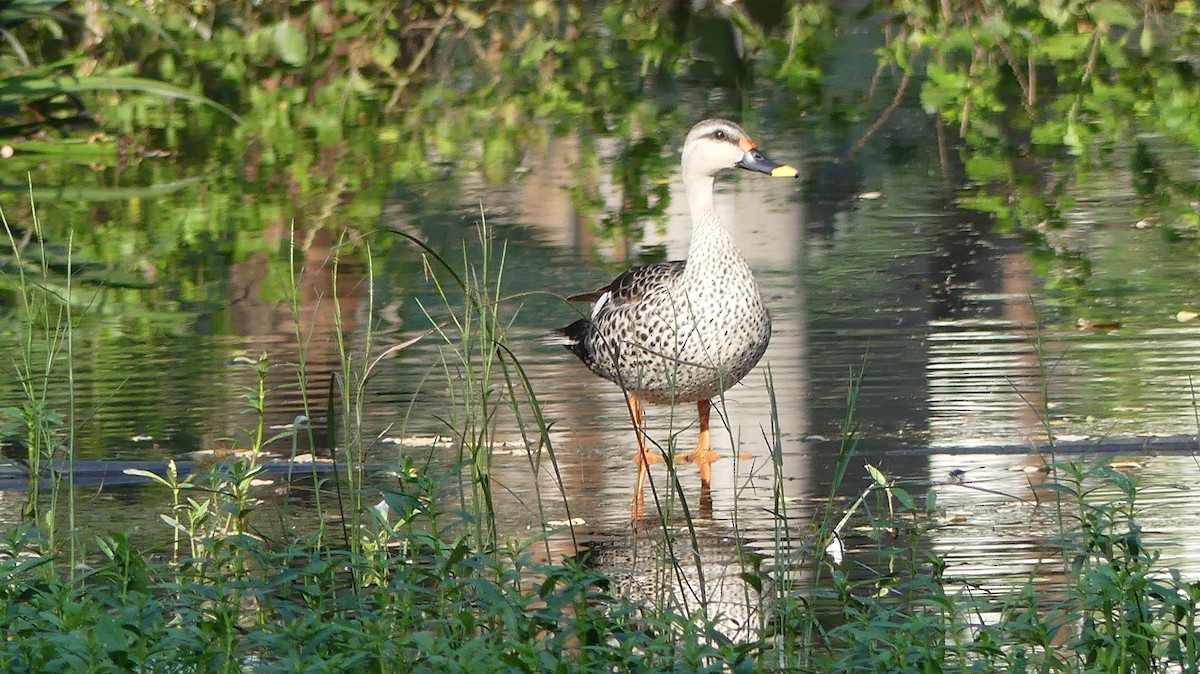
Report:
0,0,235,172
884,0,1200,276
3,0,1196,304
4,213,1200,671
0,462,757,673
26,0,717,184
1,1,774,323
8,457,1188,672
4,2,1200,671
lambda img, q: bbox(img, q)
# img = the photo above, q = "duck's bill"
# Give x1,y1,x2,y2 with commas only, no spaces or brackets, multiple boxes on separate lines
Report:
737,148,799,178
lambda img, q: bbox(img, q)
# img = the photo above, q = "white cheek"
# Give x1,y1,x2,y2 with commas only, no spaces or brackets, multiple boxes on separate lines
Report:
590,291,612,320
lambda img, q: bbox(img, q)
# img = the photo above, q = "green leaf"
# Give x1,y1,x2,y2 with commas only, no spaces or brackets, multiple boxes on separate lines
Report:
1038,0,1072,26
1063,119,1084,155
159,515,190,535
1139,25,1153,54
372,38,399,68
965,154,1012,183
866,463,887,487
958,193,1013,222
454,6,486,29
123,468,172,488
0,73,241,122
1031,119,1066,146
272,20,308,67
1039,33,1091,60
5,139,116,161
1089,0,1138,28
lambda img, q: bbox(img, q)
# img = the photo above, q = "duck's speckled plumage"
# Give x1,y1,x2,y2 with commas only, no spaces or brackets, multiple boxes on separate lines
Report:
554,119,786,404
549,118,797,509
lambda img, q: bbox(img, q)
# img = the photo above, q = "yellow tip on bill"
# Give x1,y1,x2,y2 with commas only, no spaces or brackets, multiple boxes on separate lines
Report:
771,165,799,178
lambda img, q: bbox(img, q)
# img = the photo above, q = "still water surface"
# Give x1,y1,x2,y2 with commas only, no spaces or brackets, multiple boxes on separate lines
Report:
3,52,1200,625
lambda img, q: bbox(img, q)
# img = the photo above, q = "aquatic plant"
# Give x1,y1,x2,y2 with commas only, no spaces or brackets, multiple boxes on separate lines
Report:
3,198,1200,671
2,1,1200,670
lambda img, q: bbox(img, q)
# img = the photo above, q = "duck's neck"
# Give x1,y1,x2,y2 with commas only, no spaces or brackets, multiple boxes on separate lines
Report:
684,174,737,269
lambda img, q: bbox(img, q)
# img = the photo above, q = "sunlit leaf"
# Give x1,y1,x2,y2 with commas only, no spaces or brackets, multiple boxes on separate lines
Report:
1088,0,1137,28
1063,119,1083,155
372,39,399,68
271,20,308,67
965,154,1011,183
454,6,485,29
1031,120,1066,146
1038,33,1090,60
123,468,171,488
866,463,887,487
1038,0,1072,26
4,139,116,161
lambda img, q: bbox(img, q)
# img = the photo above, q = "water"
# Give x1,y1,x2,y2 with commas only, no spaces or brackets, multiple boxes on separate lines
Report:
3,7,1200,626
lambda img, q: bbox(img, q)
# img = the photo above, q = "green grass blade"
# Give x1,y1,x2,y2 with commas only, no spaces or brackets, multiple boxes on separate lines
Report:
0,74,241,122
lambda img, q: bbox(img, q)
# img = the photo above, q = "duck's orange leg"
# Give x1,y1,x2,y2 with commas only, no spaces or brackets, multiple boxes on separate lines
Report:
625,392,656,510
680,399,721,489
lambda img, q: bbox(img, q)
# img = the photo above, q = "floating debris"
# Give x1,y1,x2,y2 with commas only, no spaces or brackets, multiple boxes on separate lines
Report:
1075,317,1120,330
180,448,277,461
545,518,586,527
1107,459,1146,471
1007,464,1048,474
290,453,333,464
1055,434,1090,443
825,535,844,564
380,435,455,448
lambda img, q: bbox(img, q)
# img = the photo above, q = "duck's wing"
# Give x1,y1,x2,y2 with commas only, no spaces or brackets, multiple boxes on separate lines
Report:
549,260,686,367
568,260,686,315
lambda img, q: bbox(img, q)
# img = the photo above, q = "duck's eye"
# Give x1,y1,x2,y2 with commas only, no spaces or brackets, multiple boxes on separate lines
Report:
713,129,727,141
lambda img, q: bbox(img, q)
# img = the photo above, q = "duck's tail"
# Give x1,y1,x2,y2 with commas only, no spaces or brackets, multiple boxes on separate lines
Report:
540,319,594,367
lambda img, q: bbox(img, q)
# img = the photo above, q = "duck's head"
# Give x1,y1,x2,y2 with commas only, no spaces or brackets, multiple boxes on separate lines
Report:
680,118,798,181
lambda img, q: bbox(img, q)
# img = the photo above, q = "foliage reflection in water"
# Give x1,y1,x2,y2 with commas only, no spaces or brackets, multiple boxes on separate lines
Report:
1,0,1200,646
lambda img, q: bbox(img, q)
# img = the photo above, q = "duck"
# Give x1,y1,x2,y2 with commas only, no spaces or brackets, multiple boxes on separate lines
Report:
549,118,798,508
